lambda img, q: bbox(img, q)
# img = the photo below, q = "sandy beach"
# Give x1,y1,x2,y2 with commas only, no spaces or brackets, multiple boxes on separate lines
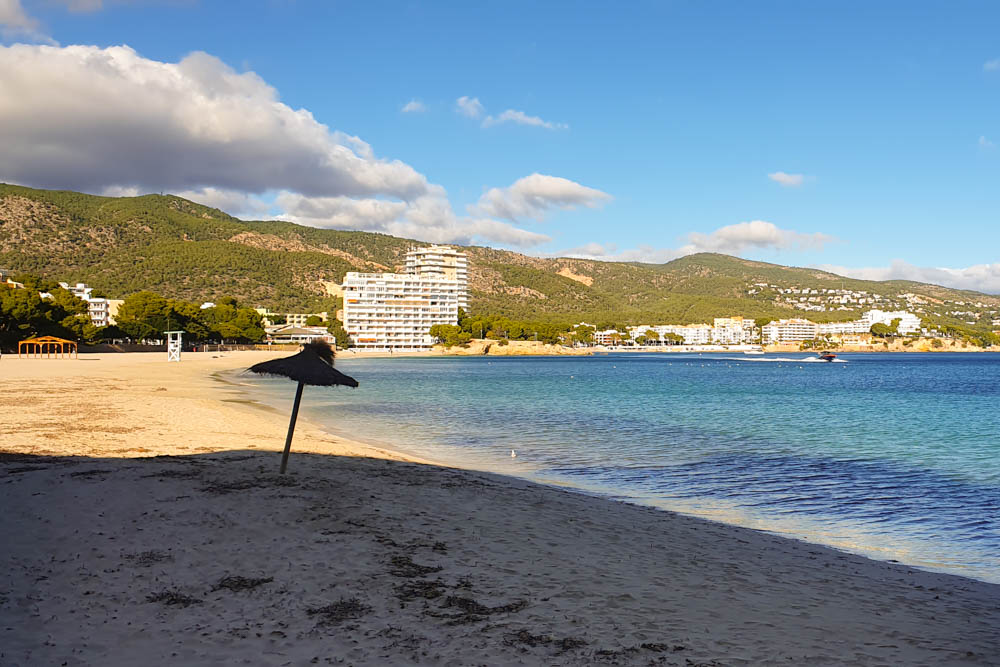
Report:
2,352,999,666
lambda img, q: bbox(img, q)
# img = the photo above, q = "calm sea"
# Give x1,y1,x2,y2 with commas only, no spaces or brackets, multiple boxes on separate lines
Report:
239,352,1000,583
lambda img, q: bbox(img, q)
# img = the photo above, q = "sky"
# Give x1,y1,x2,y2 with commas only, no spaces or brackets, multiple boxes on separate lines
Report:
1,1,999,293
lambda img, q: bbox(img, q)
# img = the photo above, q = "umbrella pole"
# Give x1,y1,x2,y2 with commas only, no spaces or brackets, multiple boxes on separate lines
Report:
280,381,305,474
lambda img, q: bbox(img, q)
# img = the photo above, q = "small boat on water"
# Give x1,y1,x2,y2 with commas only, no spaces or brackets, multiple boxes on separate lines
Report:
817,351,837,362
744,346,765,355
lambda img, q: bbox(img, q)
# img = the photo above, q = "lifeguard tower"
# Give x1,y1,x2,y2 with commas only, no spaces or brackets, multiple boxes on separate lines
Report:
165,330,184,362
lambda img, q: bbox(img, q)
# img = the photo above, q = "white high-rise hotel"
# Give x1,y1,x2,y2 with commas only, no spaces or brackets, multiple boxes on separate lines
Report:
342,245,468,349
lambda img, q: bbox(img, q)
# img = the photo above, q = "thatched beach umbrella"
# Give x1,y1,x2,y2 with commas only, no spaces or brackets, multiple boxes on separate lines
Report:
248,340,358,473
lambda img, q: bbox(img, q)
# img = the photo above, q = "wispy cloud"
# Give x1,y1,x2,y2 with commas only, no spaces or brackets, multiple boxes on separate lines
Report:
456,96,567,130
0,0,57,44
558,221,835,263
472,173,611,221
817,260,1000,295
482,109,568,130
455,95,485,118
979,135,995,150
401,99,426,113
768,171,805,187
984,59,1000,72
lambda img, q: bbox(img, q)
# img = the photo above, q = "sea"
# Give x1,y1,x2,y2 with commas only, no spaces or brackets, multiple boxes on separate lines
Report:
238,352,1000,584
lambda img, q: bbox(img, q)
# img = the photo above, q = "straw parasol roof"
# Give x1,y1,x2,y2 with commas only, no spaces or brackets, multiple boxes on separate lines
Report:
248,340,358,387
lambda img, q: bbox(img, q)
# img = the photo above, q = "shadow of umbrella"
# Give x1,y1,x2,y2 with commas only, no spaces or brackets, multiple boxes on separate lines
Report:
247,340,358,473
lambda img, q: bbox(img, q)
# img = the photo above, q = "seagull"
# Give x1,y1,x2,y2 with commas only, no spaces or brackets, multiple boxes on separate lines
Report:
511,450,517,458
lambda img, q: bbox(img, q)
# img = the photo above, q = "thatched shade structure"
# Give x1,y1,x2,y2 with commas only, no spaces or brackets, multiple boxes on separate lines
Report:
248,340,358,473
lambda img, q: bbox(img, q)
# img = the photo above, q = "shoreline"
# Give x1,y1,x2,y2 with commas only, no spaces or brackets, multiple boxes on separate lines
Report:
3,352,999,664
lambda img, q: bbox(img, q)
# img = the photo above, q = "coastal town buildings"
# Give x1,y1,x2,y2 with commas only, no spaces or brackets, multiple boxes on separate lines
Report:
342,245,468,349
254,309,330,327
52,282,123,328
264,325,334,345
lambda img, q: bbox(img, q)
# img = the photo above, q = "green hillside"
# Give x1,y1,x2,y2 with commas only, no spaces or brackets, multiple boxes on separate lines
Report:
2,184,998,328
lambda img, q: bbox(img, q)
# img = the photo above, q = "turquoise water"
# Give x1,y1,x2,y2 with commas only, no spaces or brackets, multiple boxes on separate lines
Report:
241,352,1000,583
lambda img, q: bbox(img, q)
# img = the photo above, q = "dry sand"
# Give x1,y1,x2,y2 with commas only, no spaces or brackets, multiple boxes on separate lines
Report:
2,352,999,666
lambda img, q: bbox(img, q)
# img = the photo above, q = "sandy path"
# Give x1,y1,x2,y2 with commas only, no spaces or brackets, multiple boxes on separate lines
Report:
2,353,999,666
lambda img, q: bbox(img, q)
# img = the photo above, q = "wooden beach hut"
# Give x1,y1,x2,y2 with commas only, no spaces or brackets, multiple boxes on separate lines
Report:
17,336,78,359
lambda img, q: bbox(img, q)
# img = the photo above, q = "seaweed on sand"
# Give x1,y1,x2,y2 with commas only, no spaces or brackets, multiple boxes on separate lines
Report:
146,590,203,607
307,597,372,625
211,576,274,592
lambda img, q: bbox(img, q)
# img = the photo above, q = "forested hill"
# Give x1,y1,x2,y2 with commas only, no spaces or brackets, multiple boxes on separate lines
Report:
2,184,998,328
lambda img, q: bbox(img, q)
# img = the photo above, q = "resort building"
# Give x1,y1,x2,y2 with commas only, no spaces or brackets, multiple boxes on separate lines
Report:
860,309,922,335
342,246,468,349
264,325,334,345
711,317,753,344
85,298,123,328
762,318,819,343
403,245,469,311
254,309,329,327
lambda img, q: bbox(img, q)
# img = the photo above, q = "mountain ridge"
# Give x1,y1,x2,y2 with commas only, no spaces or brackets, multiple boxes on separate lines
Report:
2,184,997,329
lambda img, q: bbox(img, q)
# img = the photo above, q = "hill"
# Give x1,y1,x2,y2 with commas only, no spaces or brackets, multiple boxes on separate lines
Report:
2,184,998,329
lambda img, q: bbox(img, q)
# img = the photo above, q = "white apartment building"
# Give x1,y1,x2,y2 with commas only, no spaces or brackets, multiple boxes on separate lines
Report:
404,245,469,310
860,309,922,335
342,246,468,349
631,323,713,345
764,309,923,343
55,282,122,328
593,329,623,346
85,298,123,327
712,317,753,344
762,318,819,343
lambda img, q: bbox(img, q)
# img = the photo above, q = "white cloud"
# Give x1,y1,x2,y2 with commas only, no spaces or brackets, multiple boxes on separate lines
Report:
0,44,559,248
0,44,430,200
482,109,567,130
682,220,834,255
768,171,805,187
173,187,272,219
984,59,1000,71
817,260,1000,295
0,0,55,43
472,173,611,221
455,95,485,118
276,187,551,248
401,99,426,113
979,135,995,149
558,221,834,263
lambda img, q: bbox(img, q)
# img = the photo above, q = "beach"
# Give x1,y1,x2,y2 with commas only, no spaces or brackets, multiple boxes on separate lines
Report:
2,353,999,666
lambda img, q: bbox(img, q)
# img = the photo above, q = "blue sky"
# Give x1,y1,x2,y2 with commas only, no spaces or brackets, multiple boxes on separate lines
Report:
1,1,998,291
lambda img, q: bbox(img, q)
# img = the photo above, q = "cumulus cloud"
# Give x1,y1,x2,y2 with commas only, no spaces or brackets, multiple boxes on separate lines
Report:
682,220,834,255
558,221,834,264
174,187,273,219
0,44,558,248
984,59,1000,71
817,260,1000,295
401,99,426,113
455,95,485,118
768,171,805,187
0,44,429,200
276,187,551,248
482,109,567,130
472,173,611,221
979,135,995,149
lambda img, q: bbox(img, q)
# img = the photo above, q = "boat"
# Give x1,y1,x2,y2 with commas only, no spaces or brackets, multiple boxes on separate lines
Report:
817,351,837,362
743,347,765,355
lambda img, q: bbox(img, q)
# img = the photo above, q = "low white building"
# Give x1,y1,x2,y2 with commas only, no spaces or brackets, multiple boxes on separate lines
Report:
861,309,922,335
265,325,333,345
762,318,819,343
